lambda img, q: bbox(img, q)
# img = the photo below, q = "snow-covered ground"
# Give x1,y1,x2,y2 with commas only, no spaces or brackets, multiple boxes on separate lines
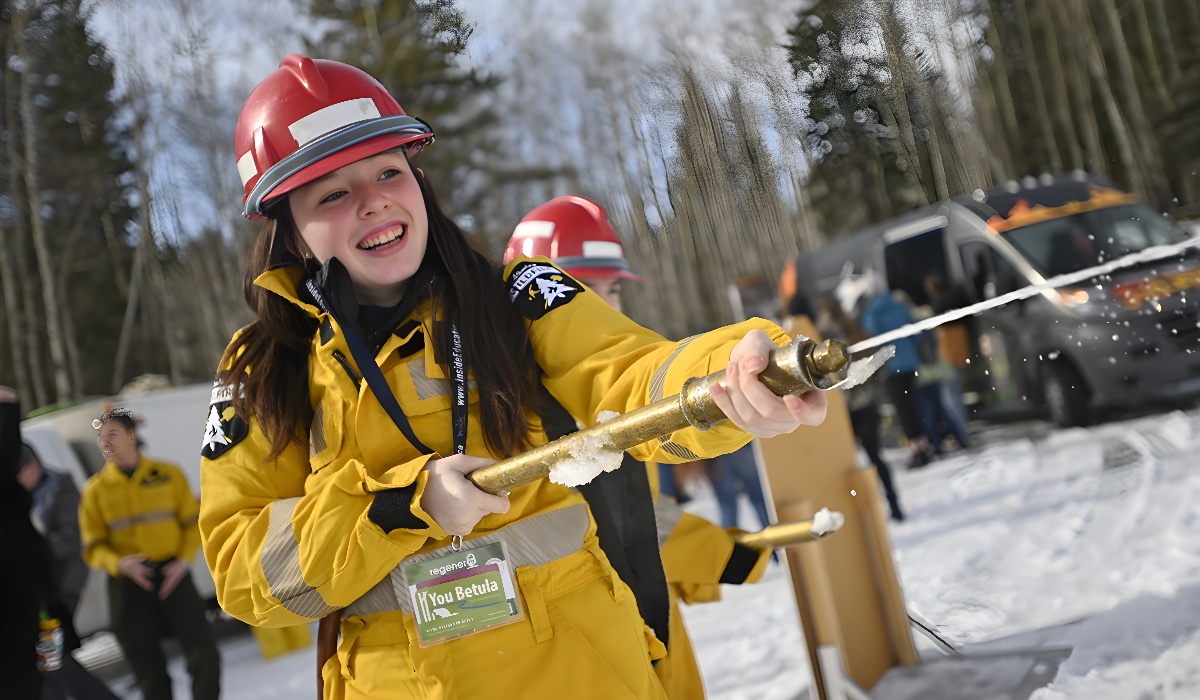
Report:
84,407,1200,699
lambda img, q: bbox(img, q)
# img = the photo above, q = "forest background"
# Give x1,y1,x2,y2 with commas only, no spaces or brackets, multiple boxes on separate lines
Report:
1,0,1197,411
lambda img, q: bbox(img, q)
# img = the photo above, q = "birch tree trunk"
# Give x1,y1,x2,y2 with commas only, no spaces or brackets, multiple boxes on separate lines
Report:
1074,0,1145,194
0,226,32,402
984,10,1023,165
1051,0,1108,174
111,240,144,393
13,8,73,402
1133,0,1173,108
56,273,84,394
1147,0,1181,88
112,118,154,392
926,122,950,201
877,8,932,200
1033,0,1084,169
98,209,129,297
1013,0,1063,171
3,38,46,407
1091,0,1166,196
973,65,1016,179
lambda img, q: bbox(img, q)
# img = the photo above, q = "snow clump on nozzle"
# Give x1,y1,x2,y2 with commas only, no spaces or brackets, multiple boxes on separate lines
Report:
548,411,624,487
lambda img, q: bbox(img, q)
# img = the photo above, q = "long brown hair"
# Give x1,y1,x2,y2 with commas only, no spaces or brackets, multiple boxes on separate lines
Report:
220,168,540,461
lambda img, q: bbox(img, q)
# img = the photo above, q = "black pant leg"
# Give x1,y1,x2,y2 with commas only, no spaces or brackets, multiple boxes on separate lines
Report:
108,575,173,700
851,407,904,520
159,574,221,700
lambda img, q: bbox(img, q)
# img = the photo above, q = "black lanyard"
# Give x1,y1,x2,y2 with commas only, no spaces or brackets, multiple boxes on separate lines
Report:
305,277,468,457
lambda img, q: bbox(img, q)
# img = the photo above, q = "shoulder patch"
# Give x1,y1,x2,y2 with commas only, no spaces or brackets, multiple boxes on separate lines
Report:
506,261,581,320
201,380,249,460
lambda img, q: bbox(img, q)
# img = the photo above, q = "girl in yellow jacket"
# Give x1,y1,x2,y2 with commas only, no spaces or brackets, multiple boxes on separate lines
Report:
200,54,826,700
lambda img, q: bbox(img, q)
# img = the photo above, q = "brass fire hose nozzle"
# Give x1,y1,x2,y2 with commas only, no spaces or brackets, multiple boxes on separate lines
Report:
732,510,846,549
467,336,851,495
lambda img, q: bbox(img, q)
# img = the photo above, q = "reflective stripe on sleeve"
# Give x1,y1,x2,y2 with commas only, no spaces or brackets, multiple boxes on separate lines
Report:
657,439,701,461
261,497,338,619
309,403,328,459
648,335,698,403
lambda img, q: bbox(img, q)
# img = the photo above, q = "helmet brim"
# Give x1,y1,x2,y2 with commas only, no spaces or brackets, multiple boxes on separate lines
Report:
561,266,644,282
244,118,432,219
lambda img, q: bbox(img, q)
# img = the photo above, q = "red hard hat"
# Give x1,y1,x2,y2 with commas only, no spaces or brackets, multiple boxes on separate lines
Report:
234,54,434,219
505,196,643,280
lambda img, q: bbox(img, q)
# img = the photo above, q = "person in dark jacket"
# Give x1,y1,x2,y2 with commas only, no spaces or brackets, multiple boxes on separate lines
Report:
18,445,89,622
1,388,121,700
860,291,937,467
0,385,45,699
816,295,905,520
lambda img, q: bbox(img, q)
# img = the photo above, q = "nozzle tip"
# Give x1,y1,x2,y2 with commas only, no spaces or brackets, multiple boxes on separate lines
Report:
811,339,851,375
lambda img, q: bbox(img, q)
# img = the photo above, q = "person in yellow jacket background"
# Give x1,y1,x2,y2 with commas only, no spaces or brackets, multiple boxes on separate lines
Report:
80,408,221,700
507,196,773,699
201,55,826,700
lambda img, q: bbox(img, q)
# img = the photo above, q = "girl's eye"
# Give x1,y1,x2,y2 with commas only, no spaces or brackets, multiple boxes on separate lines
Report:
379,168,402,180
319,190,347,205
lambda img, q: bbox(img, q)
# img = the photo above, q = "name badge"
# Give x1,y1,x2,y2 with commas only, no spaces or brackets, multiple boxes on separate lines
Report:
402,540,524,647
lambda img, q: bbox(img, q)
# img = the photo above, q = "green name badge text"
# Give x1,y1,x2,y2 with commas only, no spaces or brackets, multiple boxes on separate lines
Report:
404,540,523,646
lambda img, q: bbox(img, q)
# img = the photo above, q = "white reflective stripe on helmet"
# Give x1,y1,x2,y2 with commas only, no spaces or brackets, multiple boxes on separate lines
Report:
236,151,258,187
513,220,556,238
513,220,556,257
582,240,623,259
289,98,382,146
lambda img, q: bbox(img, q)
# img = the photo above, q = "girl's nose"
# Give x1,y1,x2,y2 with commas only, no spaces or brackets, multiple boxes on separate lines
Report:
358,184,391,217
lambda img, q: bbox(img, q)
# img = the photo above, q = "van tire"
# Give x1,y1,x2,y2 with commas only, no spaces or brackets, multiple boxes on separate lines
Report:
1043,360,1090,427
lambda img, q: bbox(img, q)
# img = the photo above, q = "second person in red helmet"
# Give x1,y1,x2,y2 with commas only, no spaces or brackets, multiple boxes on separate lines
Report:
200,54,827,699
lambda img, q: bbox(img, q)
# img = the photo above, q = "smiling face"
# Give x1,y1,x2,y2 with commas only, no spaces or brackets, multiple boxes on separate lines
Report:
96,420,139,468
288,150,429,307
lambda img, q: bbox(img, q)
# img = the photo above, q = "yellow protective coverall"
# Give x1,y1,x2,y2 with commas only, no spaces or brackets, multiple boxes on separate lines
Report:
79,457,201,575
199,257,791,699
647,466,772,699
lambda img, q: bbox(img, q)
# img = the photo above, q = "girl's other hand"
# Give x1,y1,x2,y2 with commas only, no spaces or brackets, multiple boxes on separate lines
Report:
421,454,510,536
709,329,829,437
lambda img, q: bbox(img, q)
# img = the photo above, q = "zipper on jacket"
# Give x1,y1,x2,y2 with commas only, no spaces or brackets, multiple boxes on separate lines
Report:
331,350,362,389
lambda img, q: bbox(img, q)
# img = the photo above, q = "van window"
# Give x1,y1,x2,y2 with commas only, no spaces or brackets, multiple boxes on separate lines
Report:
961,242,1025,299
884,229,947,306
1001,203,1190,277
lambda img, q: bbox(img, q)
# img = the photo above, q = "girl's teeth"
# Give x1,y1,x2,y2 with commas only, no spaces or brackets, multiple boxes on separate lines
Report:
361,227,404,250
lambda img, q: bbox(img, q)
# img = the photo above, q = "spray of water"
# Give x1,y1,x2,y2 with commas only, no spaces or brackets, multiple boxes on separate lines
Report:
847,238,1200,355
830,345,896,390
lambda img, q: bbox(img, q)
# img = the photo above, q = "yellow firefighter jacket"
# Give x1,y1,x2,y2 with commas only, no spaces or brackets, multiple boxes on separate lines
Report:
646,464,772,699
199,256,790,699
79,457,201,577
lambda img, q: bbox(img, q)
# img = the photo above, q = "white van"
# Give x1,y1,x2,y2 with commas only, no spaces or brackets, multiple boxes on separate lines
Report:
21,382,215,638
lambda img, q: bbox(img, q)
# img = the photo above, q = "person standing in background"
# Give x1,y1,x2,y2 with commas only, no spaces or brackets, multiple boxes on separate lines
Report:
0,386,46,699
18,445,89,631
80,408,220,700
921,272,972,451
860,286,938,468
704,443,772,531
815,295,905,521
